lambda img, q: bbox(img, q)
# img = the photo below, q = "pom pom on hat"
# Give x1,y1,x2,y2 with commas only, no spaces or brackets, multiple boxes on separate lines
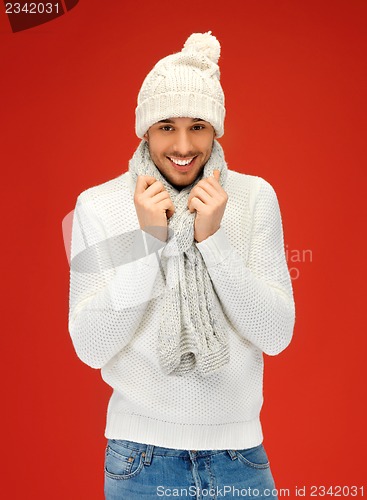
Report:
182,31,221,64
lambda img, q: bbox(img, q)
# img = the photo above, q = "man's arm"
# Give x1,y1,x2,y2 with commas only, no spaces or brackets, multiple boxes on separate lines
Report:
195,178,295,355
68,192,165,369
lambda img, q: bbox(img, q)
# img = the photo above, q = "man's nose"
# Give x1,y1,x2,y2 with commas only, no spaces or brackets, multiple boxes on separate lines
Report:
173,131,194,156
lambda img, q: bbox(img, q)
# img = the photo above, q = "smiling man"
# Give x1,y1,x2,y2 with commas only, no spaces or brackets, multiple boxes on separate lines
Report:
68,32,296,499
137,115,227,244
144,117,214,190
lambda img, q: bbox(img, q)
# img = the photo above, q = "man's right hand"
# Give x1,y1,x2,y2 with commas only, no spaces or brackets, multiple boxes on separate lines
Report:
134,176,175,242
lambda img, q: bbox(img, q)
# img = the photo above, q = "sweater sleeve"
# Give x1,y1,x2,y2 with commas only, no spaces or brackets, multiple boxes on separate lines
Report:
195,178,295,356
68,192,165,369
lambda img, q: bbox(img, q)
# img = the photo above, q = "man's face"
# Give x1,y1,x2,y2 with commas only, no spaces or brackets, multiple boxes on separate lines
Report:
143,117,215,190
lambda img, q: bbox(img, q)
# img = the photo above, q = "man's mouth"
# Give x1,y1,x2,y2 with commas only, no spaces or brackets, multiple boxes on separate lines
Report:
167,155,198,171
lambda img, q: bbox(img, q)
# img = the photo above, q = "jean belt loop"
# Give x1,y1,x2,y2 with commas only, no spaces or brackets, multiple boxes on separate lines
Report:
143,444,154,466
227,449,238,460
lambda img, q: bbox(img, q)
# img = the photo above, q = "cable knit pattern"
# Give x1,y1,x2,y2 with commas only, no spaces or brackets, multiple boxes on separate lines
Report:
68,169,296,450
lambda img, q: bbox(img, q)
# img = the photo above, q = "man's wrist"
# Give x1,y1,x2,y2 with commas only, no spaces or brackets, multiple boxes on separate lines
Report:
194,226,220,244
195,226,233,267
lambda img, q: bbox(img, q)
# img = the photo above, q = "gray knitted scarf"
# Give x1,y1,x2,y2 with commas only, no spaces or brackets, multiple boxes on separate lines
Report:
129,139,230,376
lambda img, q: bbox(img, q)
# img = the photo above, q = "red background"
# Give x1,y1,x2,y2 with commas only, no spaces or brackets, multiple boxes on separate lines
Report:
1,0,366,498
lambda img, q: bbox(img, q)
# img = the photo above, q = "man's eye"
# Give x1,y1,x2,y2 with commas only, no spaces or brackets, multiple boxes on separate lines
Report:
192,125,205,131
161,126,173,131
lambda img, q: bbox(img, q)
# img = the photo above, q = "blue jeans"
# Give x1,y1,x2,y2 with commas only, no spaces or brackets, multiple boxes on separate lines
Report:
104,439,278,499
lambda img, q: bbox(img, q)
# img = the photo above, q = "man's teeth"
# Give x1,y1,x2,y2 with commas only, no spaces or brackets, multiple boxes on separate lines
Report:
168,157,195,166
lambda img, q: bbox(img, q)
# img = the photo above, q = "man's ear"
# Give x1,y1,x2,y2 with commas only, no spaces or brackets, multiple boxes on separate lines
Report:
143,132,149,142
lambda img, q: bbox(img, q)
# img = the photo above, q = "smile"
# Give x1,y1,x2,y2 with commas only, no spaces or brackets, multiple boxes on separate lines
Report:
168,156,196,166
167,156,198,171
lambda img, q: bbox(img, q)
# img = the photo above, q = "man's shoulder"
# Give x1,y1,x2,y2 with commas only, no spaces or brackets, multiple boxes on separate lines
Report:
227,169,271,197
227,169,274,192
227,169,272,189
227,169,277,213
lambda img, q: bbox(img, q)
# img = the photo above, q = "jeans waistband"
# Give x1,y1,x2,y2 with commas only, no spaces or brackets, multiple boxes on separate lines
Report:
107,439,239,463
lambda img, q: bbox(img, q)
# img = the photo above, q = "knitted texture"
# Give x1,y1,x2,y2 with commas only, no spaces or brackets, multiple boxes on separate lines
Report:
135,31,225,138
68,170,296,450
128,139,229,376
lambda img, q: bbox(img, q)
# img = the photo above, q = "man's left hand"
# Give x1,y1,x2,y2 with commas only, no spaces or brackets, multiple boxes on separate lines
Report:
187,170,228,243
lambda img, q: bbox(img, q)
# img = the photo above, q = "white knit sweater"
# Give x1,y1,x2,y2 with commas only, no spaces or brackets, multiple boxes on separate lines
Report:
68,169,295,450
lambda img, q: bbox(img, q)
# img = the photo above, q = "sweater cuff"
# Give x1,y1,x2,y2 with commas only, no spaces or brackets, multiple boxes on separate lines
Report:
195,226,233,268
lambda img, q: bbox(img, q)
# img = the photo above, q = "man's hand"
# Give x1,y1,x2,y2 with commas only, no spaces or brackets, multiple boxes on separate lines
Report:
187,170,228,243
134,176,175,242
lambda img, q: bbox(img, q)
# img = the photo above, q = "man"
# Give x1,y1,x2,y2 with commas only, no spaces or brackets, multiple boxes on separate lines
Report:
68,31,295,499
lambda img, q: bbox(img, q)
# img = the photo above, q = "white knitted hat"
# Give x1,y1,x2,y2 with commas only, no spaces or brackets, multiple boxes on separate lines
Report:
135,31,225,138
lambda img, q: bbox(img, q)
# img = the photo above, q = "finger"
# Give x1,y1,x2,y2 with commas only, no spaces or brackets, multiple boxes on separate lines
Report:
187,198,195,213
205,175,227,195
188,196,206,213
213,170,220,182
166,200,175,219
144,180,167,197
191,185,213,205
135,175,157,195
187,187,200,207
192,180,218,198
155,198,175,219
151,190,170,204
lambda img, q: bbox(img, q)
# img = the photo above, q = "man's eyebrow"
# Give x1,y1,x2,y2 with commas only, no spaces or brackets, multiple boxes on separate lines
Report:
157,118,206,124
